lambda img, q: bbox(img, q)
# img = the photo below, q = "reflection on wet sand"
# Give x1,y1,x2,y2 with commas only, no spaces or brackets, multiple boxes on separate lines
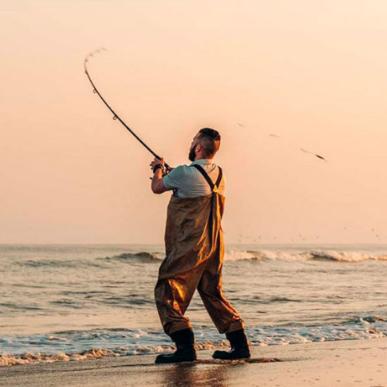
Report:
159,363,231,387
157,357,281,386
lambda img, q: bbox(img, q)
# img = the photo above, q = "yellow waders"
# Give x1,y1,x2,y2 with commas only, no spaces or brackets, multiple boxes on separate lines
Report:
154,165,244,336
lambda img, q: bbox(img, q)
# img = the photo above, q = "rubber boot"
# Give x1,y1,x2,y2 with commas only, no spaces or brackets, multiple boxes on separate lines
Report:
212,329,251,360
155,328,197,364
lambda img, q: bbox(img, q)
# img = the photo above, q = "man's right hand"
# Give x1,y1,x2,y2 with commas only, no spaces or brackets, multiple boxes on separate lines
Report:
150,157,165,173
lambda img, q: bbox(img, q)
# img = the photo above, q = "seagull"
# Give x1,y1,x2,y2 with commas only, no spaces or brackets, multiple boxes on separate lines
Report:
300,148,327,161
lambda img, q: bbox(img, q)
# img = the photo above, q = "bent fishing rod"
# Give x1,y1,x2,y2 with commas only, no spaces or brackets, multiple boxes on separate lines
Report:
83,48,171,171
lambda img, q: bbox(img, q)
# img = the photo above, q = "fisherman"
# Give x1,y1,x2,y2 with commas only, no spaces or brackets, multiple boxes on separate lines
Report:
150,128,250,363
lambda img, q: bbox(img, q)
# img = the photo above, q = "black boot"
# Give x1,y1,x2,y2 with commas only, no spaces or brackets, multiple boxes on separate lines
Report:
155,328,197,364
212,329,251,360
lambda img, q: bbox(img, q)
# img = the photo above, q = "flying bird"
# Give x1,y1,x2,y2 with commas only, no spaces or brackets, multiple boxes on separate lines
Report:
300,148,327,161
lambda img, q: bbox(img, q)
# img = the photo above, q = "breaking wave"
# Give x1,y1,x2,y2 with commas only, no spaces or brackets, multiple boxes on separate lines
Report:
97,248,387,264
2,316,386,366
309,251,387,262
224,249,387,263
9,248,387,267
102,252,162,263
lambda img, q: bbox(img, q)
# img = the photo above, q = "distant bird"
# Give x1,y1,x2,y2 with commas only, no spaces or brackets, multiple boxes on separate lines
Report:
237,123,245,128
371,228,381,240
300,148,327,161
269,133,280,138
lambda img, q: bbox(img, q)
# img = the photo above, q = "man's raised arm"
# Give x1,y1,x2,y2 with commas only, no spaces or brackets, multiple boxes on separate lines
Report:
150,158,170,194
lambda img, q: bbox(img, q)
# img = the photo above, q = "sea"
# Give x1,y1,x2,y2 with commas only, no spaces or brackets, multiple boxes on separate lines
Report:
1,244,387,365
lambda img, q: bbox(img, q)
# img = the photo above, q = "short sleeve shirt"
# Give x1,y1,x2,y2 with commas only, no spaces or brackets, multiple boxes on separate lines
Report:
163,159,225,198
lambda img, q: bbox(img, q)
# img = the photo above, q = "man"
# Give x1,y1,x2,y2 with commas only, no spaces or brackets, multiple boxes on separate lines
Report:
150,128,250,363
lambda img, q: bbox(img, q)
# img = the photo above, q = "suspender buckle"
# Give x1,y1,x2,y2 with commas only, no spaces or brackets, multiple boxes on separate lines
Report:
191,164,223,194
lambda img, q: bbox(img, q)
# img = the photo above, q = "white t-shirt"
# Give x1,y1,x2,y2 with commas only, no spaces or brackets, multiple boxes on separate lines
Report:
163,159,225,198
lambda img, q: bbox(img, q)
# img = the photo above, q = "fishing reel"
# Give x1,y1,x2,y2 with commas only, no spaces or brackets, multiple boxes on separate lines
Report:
163,165,173,175
152,163,172,176
149,158,173,180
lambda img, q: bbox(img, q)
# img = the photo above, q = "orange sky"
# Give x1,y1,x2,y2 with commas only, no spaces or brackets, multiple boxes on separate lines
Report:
1,0,387,244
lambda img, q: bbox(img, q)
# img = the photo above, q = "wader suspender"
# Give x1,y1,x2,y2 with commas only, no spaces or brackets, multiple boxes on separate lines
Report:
191,164,223,238
191,164,223,192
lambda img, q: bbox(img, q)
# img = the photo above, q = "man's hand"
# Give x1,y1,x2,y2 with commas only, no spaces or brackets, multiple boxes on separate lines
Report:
150,157,165,173
150,157,169,194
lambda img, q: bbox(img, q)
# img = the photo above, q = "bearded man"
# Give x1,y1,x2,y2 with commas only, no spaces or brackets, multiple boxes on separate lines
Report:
150,128,250,363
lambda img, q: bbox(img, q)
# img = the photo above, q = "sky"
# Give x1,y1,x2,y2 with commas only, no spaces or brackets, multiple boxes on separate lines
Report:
1,0,387,244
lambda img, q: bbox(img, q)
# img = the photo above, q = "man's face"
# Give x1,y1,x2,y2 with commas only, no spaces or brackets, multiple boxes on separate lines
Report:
188,133,200,161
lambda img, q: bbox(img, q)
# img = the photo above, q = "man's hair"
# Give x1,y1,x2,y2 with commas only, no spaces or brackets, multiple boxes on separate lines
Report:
197,128,221,157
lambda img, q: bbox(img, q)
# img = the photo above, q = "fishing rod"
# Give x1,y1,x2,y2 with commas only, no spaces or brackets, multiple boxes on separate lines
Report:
83,48,171,171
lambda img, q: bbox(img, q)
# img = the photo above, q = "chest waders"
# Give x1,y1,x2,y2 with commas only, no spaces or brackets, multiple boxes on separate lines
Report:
154,165,245,340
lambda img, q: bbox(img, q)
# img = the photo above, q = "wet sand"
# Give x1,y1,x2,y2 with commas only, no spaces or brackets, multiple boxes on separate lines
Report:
1,338,386,386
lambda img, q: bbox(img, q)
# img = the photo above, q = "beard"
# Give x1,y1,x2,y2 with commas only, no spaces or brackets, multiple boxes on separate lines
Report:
188,145,196,161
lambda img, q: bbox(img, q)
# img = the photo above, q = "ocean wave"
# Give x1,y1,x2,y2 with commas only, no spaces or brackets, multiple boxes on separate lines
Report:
224,250,309,262
0,348,117,366
16,259,105,269
102,252,162,263
0,341,224,366
9,249,387,267
19,259,78,268
0,303,43,312
1,318,386,366
89,249,387,264
309,251,387,262
345,315,386,324
224,249,387,263
11,252,162,269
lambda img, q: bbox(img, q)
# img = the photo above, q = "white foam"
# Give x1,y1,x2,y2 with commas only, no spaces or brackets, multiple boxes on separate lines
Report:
224,249,387,263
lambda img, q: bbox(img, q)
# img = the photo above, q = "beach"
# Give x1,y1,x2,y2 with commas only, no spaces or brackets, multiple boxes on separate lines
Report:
1,244,387,385
1,338,386,386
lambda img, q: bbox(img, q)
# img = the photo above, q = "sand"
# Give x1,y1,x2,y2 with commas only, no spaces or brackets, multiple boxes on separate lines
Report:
1,338,386,386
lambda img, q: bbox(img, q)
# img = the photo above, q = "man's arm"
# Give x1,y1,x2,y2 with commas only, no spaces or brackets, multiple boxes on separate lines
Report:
150,158,170,194
151,168,169,194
